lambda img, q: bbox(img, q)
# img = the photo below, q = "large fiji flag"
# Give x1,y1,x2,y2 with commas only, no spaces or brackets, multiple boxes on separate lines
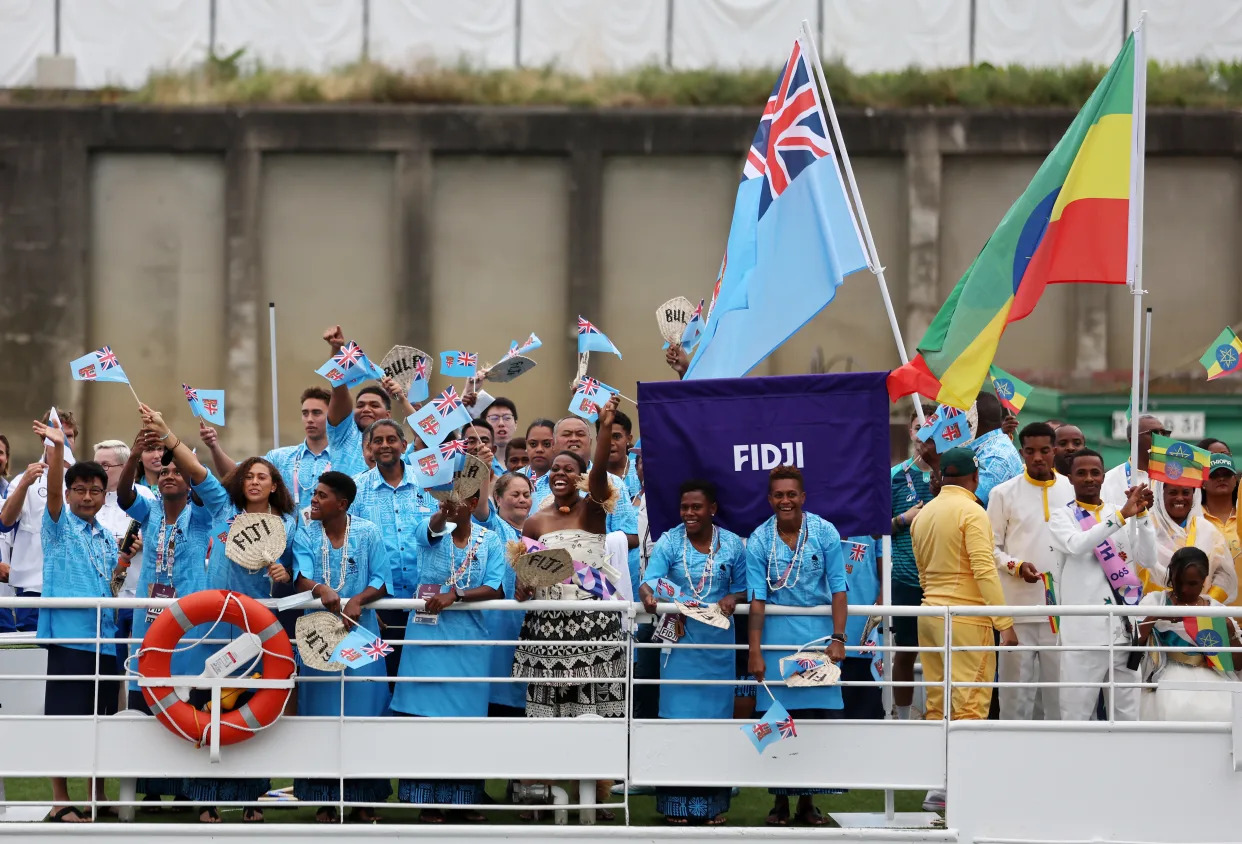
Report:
685,37,868,380
888,34,1138,409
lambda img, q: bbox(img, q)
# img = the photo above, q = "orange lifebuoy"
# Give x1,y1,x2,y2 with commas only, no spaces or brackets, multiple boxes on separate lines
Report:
138,590,295,747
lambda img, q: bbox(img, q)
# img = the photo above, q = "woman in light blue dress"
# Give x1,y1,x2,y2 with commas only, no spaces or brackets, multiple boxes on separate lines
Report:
639,479,746,826
291,471,392,824
393,492,505,823
144,409,300,822
745,465,848,828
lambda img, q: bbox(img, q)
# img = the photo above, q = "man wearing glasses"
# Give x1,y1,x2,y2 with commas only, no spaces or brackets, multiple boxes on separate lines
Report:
483,398,519,475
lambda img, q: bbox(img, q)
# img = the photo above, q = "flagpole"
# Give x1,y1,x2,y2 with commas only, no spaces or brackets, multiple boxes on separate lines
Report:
799,19,925,425
269,301,280,450
1126,16,1147,472
1141,306,1152,412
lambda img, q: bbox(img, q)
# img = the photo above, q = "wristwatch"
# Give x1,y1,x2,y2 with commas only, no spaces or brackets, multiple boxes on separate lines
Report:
829,633,847,644
453,587,467,602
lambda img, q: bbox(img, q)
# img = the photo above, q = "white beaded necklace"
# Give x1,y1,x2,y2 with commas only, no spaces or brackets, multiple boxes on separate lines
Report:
680,525,719,600
766,515,807,592
320,515,351,592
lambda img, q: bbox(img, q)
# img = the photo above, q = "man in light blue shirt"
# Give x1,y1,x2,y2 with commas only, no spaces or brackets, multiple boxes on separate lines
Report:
323,325,398,478
971,391,1024,508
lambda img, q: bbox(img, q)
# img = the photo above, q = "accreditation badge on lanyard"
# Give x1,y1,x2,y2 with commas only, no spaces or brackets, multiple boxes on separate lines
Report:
147,526,178,623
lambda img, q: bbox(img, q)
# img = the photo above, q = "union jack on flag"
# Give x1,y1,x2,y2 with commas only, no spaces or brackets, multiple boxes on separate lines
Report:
433,387,462,416
777,715,797,739
577,317,600,336
182,384,199,402
333,341,365,370
579,377,601,395
97,346,120,369
455,352,477,368
439,439,468,458
414,357,428,380
849,542,867,562
741,40,833,220
364,638,393,659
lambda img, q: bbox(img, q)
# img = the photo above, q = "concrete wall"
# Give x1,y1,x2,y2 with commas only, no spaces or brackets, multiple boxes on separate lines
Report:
1,106,1240,463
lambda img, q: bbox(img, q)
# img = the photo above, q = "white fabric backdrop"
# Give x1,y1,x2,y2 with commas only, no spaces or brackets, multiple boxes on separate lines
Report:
369,0,514,70
976,0,1123,68
821,0,969,72
0,0,53,86
671,0,818,70
1131,1,1242,64
521,0,667,72
215,0,362,73
63,0,208,88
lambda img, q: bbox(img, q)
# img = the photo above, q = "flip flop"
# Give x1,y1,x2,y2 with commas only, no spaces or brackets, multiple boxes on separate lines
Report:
197,807,221,824
242,807,265,823
797,806,830,826
706,814,728,826
766,804,790,826
315,806,340,824
44,807,90,823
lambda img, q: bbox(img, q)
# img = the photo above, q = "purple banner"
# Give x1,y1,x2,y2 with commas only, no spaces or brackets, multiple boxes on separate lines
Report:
637,372,891,541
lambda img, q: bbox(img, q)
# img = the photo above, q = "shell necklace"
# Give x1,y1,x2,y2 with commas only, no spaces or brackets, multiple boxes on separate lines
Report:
680,525,719,600
766,515,807,591
320,515,351,592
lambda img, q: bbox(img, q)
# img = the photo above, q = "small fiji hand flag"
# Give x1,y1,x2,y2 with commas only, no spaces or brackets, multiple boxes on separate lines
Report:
43,406,76,465
439,350,479,379
680,299,706,350
70,345,130,384
988,365,1032,415
741,700,797,754
183,384,226,426
316,341,385,388
918,405,970,454
1200,327,1242,381
577,316,623,358
568,379,617,423
651,577,686,603
408,444,458,489
503,333,542,360
330,626,391,670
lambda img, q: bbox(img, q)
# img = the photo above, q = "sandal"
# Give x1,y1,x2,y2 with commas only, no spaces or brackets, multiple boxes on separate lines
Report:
315,806,340,824
419,809,446,824
454,809,487,823
665,816,688,825
44,807,90,823
797,805,830,826
242,807,265,823
706,814,728,826
348,807,381,824
197,807,221,824
766,804,790,826
597,808,616,822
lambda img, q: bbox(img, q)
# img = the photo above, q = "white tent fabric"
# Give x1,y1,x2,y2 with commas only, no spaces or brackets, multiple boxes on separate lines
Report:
369,0,514,70
63,0,208,88
520,0,667,73
975,0,1124,68
1131,1,1242,64
215,0,362,73
821,0,970,72
0,0,53,86
671,0,818,70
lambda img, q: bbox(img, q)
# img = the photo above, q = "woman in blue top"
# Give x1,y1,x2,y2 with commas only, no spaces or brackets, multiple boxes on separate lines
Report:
639,479,746,826
472,470,533,717
118,425,214,819
142,407,299,822
394,490,505,823
840,535,884,720
292,471,392,824
746,465,848,828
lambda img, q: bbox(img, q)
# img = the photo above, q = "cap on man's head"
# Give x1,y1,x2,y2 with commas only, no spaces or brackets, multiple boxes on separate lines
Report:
1210,453,1236,475
940,447,979,477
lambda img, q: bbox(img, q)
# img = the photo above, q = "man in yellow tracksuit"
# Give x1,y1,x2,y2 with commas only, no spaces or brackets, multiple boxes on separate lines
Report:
912,447,1018,724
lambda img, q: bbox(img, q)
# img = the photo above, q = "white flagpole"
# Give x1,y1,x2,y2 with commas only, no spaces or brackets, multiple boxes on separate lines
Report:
269,301,280,451
1126,17,1147,472
799,19,925,425
1141,307,1152,412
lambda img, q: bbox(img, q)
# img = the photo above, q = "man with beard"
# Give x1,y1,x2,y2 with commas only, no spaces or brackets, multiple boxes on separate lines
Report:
1052,424,1086,477
1101,414,1169,508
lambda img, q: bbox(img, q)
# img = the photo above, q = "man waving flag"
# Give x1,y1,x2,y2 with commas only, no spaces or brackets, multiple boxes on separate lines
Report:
686,36,868,380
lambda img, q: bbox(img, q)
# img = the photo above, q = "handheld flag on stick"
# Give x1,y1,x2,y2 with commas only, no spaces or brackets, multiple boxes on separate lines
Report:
439,350,479,379
408,444,458,489
316,341,385,388
502,334,542,360
1199,327,1242,380
406,387,472,448
888,33,1140,409
1041,572,1059,635
330,625,393,670
70,345,141,405
43,407,76,465
183,384,226,426
577,317,622,358
741,696,797,754
988,365,1032,415
916,405,971,454
1181,616,1236,674
1148,435,1211,487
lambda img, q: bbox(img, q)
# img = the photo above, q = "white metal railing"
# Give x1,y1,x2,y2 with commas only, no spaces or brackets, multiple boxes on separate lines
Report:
2,595,1242,833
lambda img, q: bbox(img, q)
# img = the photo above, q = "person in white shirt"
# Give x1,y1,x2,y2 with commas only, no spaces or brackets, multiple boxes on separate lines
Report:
0,409,80,632
988,422,1074,720
1101,415,1169,507
1049,448,1156,721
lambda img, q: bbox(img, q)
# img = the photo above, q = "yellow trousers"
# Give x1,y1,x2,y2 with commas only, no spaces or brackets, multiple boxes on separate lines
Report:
918,616,996,721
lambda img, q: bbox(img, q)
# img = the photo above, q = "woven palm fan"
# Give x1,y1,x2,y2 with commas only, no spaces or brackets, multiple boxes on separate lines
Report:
225,513,287,573
677,600,730,630
512,548,574,588
483,355,536,383
656,296,695,344
294,612,348,672
780,650,842,687
429,454,489,505
379,345,431,393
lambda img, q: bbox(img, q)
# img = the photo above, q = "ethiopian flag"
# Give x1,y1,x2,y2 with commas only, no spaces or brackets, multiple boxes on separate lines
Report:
989,365,1033,415
1181,616,1235,674
1148,434,1211,487
888,35,1138,409
1199,327,1242,380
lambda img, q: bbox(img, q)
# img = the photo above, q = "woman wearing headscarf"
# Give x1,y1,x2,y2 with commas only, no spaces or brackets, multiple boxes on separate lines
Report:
1147,481,1235,604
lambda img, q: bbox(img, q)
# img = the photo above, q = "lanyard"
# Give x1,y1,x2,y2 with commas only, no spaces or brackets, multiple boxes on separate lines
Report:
154,520,178,583
292,448,331,494
447,528,487,588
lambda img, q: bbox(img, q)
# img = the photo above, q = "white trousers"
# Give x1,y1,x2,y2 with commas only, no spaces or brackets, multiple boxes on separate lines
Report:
999,622,1060,720
1058,647,1141,721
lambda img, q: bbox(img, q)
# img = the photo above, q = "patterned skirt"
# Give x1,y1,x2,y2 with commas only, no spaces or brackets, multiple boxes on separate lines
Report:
512,608,626,719
656,786,731,821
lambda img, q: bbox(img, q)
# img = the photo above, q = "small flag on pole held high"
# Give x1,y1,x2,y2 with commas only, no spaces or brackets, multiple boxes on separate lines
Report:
1199,327,1242,380
916,405,971,454
1181,616,1236,674
439,350,479,379
406,387,472,447
577,317,622,358
568,378,617,423
408,444,457,488
1041,572,1059,635
502,333,542,360
316,341,385,388
1148,434,1211,487
183,384,226,426
70,346,130,384
988,365,1033,415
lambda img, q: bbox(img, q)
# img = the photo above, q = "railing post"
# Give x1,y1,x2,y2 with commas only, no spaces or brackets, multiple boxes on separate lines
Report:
1108,607,1116,723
